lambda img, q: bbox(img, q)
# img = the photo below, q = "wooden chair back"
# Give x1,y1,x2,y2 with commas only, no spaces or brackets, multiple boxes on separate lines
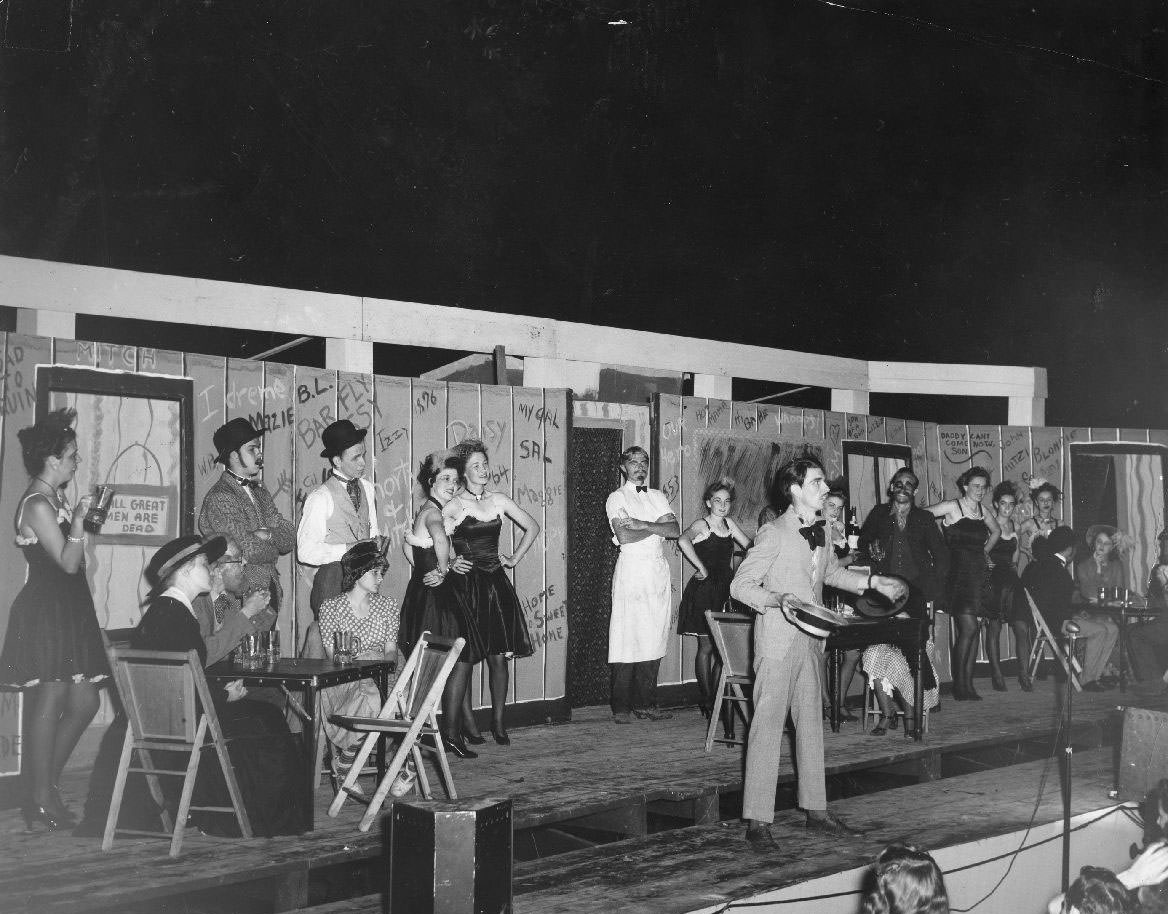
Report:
327,631,465,831
703,611,755,752
102,643,251,856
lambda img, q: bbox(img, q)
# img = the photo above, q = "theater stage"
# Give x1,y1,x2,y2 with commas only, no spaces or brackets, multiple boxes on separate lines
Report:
1,679,1160,914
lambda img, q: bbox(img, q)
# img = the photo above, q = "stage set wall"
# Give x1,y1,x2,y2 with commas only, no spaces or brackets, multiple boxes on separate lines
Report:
0,333,571,726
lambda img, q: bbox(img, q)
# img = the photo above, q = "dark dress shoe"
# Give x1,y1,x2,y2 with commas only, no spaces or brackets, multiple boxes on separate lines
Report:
442,735,478,759
805,811,864,837
745,822,778,850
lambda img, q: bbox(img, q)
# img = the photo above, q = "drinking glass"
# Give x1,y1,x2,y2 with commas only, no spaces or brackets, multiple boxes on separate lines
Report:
84,485,115,533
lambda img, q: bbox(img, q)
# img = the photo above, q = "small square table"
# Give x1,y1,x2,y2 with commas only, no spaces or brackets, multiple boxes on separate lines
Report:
206,657,394,830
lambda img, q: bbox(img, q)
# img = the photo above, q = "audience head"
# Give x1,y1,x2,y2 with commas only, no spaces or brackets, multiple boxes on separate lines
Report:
619,446,650,485
146,535,227,595
340,540,388,593
993,481,1020,516
1062,866,1134,914
773,456,827,516
19,407,79,479
889,468,921,503
860,843,950,914
956,467,992,501
213,418,265,477
1046,526,1077,560
703,477,736,516
452,438,491,488
320,420,368,479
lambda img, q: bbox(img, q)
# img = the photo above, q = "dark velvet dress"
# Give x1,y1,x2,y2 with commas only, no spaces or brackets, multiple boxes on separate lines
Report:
0,500,108,687
987,534,1025,623
676,522,735,635
113,596,304,837
397,500,486,664
944,506,993,618
450,514,534,658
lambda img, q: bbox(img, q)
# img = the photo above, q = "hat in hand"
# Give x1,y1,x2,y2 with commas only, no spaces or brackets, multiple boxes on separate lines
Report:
213,418,265,464
856,574,912,618
146,535,227,590
320,419,368,459
340,539,389,591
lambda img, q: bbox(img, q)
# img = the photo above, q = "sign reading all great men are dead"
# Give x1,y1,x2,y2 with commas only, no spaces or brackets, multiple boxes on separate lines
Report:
95,484,177,546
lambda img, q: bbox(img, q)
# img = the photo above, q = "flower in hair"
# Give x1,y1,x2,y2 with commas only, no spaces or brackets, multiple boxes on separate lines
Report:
1028,476,1048,491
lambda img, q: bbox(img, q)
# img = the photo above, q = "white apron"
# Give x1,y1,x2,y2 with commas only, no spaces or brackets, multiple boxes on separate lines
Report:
608,536,672,663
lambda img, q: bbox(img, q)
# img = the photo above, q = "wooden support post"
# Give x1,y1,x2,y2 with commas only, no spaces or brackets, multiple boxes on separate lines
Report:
831,388,870,414
692,373,732,399
493,345,507,385
16,307,74,339
1009,396,1046,426
691,787,720,824
325,338,373,374
917,750,942,783
271,867,310,912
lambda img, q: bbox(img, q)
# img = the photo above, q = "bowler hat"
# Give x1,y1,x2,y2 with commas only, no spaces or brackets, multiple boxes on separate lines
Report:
146,535,227,590
340,539,389,591
320,419,368,459
213,418,265,463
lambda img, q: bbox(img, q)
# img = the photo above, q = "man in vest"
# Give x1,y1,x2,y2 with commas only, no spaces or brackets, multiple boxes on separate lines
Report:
297,419,381,615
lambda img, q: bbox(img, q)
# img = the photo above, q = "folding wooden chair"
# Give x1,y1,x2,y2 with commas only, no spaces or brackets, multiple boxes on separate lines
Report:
704,611,754,752
1024,588,1083,692
327,631,465,832
102,645,251,856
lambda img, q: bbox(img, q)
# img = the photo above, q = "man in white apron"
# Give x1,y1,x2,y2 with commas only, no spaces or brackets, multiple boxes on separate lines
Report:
606,446,680,724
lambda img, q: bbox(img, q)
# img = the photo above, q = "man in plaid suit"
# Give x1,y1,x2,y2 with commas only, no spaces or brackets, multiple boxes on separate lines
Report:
198,418,295,612
731,456,907,848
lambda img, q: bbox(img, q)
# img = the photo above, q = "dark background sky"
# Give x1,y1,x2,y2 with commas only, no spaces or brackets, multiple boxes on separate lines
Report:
1,0,1164,427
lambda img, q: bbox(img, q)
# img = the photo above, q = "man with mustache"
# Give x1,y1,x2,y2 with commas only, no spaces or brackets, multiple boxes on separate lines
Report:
199,418,295,612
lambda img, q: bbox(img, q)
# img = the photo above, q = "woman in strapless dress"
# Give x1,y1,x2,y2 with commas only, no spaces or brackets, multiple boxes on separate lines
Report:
443,440,540,746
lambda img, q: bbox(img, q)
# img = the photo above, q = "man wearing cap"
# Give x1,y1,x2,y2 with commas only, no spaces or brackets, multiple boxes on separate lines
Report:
1022,525,1117,691
296,419,381,616
731,457,907,848
199,418,296,613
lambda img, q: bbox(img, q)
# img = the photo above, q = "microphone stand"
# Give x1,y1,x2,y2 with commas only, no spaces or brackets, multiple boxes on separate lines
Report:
1061,623,1080,893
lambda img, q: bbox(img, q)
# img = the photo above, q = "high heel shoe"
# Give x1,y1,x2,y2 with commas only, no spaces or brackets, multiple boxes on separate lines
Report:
23,804,72,831
1018,674,1034,693
991,674,1008,692
463,732,486,745
967,687,983,701
442,734,478,759
491,727,511,746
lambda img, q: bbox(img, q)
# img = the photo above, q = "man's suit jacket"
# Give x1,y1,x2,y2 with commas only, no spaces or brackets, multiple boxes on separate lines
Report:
1021,553,1075,628
198,473,295,603
731,507,868,659
858,502,950,611
191,591,277,667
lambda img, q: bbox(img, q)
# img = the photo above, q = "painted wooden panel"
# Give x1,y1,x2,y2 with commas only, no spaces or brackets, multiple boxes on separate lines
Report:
446,383,481,448
823,412,845,481
1148,429,1168,450
409,380,448,483
845,413,866,441
292,367,338,634
512,386,549,702
865,415,886,443
780,406,803,437
53,338,96,367
1030,427,1063,511
885,418,907,445
95,342,138,372
337,372,373,431
1121,429,1149,444
262,362,297,655
186,353,226,517
372,376,413,639
479,384,514,708
906,421,928,483
967,426,1002,481
671,395,701,686
1064,427,1091,444
756,404,782,438
937,426,971,499
138,347,185,377
226,358,264,423
923,423,944,506
803,409,824,441
541,389,570,701
1091,428,1119,442
731,400,759,435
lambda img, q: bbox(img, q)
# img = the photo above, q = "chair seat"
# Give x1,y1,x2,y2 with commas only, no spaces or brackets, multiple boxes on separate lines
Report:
330,714,439,736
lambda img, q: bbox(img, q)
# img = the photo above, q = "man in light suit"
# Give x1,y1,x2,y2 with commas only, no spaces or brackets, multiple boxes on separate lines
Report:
198,418,296,613
731,457,907,848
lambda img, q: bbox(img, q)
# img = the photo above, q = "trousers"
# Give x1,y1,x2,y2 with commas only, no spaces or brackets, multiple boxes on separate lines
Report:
610,658,662,715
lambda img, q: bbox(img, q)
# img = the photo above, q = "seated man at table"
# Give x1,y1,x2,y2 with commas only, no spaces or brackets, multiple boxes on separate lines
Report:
192,535,277,666
1022,526,1118,692
133,535,306,835
1131,530,1168,694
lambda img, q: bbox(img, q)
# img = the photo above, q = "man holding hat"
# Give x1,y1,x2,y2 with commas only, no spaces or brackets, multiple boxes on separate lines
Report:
297,419,381,615
199,417,296,613
1022,525,1117,691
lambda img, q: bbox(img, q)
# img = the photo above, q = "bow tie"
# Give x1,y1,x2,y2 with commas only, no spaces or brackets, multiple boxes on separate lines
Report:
233,474,257,489
635,485,648,493
799,520,826,551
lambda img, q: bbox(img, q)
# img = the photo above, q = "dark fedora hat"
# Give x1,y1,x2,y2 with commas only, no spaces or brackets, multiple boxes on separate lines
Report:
213,417,265,463
340,539,389,591
320,419,368,459
146,535,227,589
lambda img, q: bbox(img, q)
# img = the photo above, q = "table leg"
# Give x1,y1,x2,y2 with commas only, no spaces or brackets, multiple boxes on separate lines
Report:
303,681,317,831
830,649,842,733
374,668,388,781
1118,618,1128,693
913,632,925,742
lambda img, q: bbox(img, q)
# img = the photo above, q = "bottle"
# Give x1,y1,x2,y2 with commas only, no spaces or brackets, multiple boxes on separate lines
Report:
846,507,861,552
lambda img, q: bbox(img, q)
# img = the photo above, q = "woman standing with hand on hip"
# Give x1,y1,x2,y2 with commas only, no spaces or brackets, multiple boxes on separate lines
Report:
0,408,106,831
443,439,540,746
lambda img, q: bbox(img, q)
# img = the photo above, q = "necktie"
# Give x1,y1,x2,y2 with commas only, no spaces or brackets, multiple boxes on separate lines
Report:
799,520,826,551
346,477,361,512
636,485,648,493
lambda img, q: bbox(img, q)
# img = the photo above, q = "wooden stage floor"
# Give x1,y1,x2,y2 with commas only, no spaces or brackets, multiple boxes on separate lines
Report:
1,679,1161,914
